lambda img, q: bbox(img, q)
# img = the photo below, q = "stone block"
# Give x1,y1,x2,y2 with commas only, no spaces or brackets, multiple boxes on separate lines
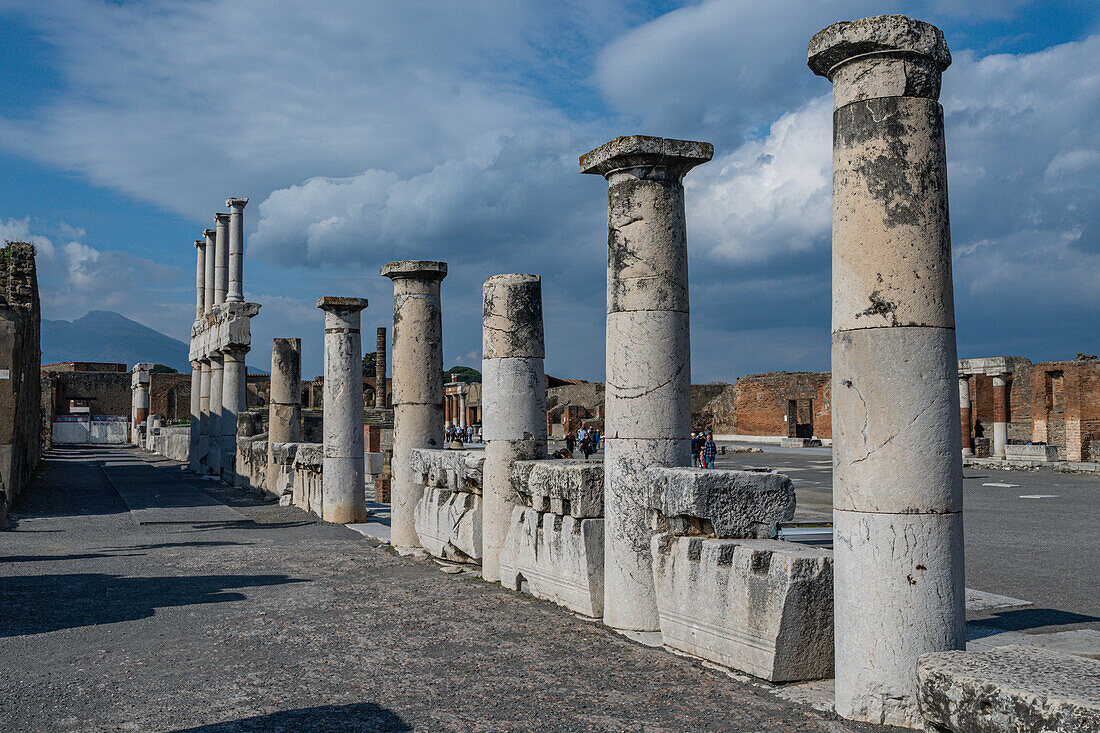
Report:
651,534,833,682
651,467,795,539
780,437,821,448
499,506,604,618
413,486,482,562
511,459,603,517
1004,444,1059,462
917,645,1100,732
409,448,484,494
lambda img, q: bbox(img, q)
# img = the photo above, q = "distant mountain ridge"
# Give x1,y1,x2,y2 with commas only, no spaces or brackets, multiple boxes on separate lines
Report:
42,310,190,372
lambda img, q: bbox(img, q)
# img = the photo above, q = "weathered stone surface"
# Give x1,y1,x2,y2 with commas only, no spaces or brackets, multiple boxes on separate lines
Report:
917,645,1100,733
605,311,691,438
482,274,544,360
409,448,485,494
481,357,547,441
500,506,604,618
1004,444,1059,462
651,467,795,539
511,459,604,518
414,486,482,562
651,534,833,682
579,135,712,179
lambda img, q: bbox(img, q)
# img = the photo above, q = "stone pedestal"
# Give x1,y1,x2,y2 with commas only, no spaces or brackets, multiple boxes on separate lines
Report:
481,273,547,582
959,376,973,456
318,297,369,524
214,214,229,305
226,198,247,303
382,260,447,548
375,327,387,408
581,135,711,631
189,361,202,471
992,374,1008,458
267,338,302,494
810,15,964,727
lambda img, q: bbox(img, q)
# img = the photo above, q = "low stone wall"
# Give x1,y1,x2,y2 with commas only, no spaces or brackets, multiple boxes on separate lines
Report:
235,434,268,493
290,443,323,516
411,449,484,562
150,425,190,463
1004,444,1059,461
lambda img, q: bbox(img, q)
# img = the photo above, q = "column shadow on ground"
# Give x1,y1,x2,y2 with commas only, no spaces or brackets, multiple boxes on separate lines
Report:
0,540,249,564
0,572,306,637
971,607,1100,635
169,703,411,732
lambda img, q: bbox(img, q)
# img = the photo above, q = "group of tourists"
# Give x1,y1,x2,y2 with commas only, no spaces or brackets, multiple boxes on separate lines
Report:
559,427,601,460
445,423,481,445
691,430,717,469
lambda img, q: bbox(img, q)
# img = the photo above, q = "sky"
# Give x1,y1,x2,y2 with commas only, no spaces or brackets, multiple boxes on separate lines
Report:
1,0,1098,381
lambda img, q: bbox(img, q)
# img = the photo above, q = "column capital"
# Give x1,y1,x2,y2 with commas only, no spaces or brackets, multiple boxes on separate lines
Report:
579,135,712,179
316,296,368,313
195,239,205,249
215,212,230,225
203,228,216,239
381,260,447,281
226,197,249,210
808,15,950,79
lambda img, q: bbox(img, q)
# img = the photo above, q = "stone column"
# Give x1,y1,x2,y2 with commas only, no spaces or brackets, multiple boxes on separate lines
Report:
208,354,224,475
221,347,248,480
580,135,712,631
317,297,369,523
189,361,203,471
458,391,467,429
481,274,547,582
992,374,1008,459
381,260,447,547
809,15,963,727
960,376,973,456
214,213,229,305
194,239,206,320
226,198,248,303
199,360,211,468
204,229,216,315
375,327,387,408
131,363,152,438
267,338,301,493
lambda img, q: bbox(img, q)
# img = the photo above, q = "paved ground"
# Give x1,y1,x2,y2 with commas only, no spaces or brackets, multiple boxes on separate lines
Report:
1,445,887,733
716,444,1100,633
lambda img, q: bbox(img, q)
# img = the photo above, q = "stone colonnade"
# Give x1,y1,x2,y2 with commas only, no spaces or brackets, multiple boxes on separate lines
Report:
581,135,712,632
480,274,547,582
318,297,369,524
810,15,964,727
382,260,447,548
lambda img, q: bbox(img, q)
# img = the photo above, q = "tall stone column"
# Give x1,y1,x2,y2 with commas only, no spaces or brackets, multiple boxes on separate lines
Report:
992,374,1008,458
267,338,302,492
381,260,447,547
204,229,216,315
481,274,547,582
960,376,973,456
580,135,711,631
809,15,963,727
458,391,467,429
317,297,369,523
199,360,212,467
208,354,224,475
226,198,248,303
214,214,229,305
131,363,152,439
194,239,206,320
375,327,387,408
189,360,203,471
221,347,248,480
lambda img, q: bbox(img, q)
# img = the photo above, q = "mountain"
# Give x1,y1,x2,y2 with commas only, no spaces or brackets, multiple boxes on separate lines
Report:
42,310,190,371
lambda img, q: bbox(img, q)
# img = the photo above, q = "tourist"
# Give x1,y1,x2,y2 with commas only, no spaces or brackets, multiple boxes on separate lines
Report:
580,432,593,460
691,432,704,467
702,433,717,469
565,431,576,455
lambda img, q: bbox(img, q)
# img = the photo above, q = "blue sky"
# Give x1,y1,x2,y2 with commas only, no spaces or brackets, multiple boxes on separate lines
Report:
1,0,1098,380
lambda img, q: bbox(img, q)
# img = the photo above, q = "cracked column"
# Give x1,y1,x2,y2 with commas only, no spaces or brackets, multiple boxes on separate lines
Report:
960,375,973,456
226,198,248,303
382,260,447,547
267,338,301,492
580,135,712,631
375,327,387,408
221,346,247,481
317,297,369,523
214,214,229,305
194,239,206,320
203,230,216,314
810,15,963,727
481,274,547,582
131,363,152,442
992,374,1008,458
190,360,202,471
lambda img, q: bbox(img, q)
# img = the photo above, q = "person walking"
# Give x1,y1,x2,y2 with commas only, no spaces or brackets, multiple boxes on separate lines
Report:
580,433,593,460
565,431,576,457
691,432,703,467
702,433,717,469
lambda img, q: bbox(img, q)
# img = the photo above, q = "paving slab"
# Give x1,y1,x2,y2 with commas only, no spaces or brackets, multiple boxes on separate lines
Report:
98,454,246,525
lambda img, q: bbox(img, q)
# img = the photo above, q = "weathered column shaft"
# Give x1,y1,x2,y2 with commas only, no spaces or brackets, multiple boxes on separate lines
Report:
214,214,229,305
959,376,973,456
318,297,369,523
190,361,203,471
481,274,547,582
458,392,467,428
221,347,247,480
194,240,206,320
267,338,302,493
204,230,216,315
199,360,212,467
810,15,963,727
382,260,447,547
375,327,387,408
992,375,1008,458
226,198,248,303
208,355,224,475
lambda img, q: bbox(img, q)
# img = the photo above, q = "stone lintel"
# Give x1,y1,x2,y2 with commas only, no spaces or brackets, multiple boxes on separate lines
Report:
579,135,713,177
381,260,448,281
957,356,1012,377
808,14,951,79
225,197,249,208
316,296,368,312
189,302,261,360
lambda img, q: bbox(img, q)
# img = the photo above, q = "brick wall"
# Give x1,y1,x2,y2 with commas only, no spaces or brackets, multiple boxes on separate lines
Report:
46,371,130,418
149,373,192,423
726,372,832,439
1029,357,1100,460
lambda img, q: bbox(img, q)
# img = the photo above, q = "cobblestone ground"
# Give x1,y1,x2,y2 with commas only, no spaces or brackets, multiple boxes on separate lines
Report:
1,446,887,733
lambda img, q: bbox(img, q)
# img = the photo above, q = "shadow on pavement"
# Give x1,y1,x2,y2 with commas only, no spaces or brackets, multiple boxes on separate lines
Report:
0,540,250,564
0,572,306,637
170,703,411,732
977,607,1100,632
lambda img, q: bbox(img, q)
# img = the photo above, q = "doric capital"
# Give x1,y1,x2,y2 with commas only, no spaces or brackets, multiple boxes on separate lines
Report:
808,15,950,80
203,228,216,238
225,197,249,209
579,135,713,179
214,212,230,225
195,239,205,249
380,260,448,281
316,296,369,313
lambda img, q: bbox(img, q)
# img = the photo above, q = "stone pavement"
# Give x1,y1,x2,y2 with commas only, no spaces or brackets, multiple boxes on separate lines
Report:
1,446,892,733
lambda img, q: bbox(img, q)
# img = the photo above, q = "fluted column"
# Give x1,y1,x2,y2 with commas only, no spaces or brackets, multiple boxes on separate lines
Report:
382,260,447,547
317,297,369,523
226,198,248,303
810,15,963,727
194,240,206,320
203,230,216,315
214,214,229,305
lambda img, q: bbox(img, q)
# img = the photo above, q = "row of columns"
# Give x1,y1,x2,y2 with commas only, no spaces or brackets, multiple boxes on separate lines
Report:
958,373,1010,458
443,391,467,429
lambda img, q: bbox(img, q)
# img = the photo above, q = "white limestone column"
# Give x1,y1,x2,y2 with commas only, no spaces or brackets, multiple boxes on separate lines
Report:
226,198,248,303
131,363,152,441
214,213,229,305
381,260,447,547
580,135,712,631
481,274,547,582
267,338,302,493
199,360,211,468
960,376,974,456
189,361,203,471
208,354,224,476
809,15,964,727
221,346,248,481
194,239,206,320
317,297,369,523
458,391,467,429
992,374,1008,459
203,229,216,315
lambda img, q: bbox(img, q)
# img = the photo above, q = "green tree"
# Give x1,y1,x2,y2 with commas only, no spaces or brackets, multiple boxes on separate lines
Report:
150,364,178,374
445,365,481,383
362,351,376,373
